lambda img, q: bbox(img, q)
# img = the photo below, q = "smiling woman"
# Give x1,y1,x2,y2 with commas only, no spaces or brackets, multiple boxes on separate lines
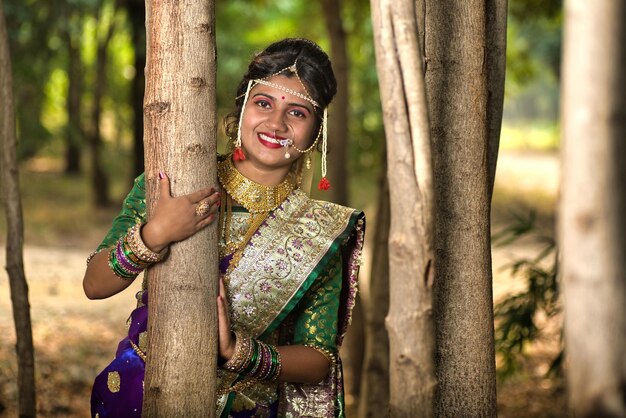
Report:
84,38,365,418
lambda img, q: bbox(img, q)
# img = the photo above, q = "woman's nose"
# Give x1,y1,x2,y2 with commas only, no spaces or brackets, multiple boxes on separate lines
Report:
266,111,287,131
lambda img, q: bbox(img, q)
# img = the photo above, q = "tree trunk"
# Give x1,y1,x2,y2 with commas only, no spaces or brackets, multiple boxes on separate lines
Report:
0,2,36,416
127,0,145,179
142,0,218,416
65,24,83,175
560,1,626,416
486,0,507,197
89,2,114,207
371,0,436,416
321,0,349,206
358,155,390,418
423,1,505,416
340,294,364,409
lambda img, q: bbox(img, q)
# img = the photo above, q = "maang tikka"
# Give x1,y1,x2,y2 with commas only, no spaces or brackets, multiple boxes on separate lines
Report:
233,59,330,191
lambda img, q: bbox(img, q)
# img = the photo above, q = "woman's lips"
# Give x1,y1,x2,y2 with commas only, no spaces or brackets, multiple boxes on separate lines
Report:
258,132,289,149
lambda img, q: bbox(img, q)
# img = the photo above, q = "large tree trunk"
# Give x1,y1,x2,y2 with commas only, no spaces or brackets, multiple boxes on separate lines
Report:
321,0,349,206
142,0,218,415
127,0,145,179
422,0,506,416
89,1,114,207
0,2,36,416
371,0,436,415
560,1,626,416
65,24,83,175
358,155,390,418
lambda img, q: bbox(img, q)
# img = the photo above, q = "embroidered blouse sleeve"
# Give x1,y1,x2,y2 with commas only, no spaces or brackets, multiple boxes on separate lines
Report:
96,174,147,252
291,250,342,353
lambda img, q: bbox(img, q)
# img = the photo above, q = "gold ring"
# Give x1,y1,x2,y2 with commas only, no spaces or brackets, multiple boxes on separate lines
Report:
195,201,210,217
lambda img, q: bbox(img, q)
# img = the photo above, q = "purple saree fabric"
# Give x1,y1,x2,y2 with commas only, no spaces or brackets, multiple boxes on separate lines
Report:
91,340,144,417
91,292,147,417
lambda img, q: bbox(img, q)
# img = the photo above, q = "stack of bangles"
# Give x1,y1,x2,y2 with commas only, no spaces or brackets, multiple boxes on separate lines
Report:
107,223,167,280
222,333,282,382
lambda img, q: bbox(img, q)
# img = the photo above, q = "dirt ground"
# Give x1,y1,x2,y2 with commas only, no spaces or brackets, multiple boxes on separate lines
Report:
0,150,567,417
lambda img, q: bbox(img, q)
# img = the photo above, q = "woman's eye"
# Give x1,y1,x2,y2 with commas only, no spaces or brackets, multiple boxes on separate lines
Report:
255,100,271,109
289,109,306,118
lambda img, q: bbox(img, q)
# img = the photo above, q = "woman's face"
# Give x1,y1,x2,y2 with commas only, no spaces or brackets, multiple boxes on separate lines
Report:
239,75,317,174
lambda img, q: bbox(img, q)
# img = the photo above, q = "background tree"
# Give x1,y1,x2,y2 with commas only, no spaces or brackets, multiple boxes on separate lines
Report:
142,0,219,415
125,0,146,178
0,1,36,416
321,0,349,206
371,0,436,415
87,0,117,207
421,0,507,415
358,153,390,418
560,1,626,416
63,6,85,175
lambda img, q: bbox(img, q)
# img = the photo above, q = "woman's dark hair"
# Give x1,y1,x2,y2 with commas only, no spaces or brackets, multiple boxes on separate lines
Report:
224,38,337,143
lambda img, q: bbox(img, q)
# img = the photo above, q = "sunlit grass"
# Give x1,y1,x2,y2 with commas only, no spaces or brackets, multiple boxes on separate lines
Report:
500,121,560,151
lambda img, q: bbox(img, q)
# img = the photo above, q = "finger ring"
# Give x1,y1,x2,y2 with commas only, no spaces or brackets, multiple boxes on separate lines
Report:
195,201,210,217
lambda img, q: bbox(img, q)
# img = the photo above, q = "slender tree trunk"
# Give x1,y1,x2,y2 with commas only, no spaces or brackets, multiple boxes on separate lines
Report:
560,1,626,416
65,25,83,175
0,2,36,416
127,0,145,178
423,1,505,416
358,155,390,418
142,0,218,415
89,2,114,207
371,0,436,415
486,0,507,197
321,0,349,206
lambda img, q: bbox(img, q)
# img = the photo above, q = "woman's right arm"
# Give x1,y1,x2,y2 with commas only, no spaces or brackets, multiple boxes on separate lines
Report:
82,173,220,300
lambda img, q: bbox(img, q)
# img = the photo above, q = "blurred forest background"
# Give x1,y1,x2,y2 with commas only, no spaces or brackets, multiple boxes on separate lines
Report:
1,0,564,416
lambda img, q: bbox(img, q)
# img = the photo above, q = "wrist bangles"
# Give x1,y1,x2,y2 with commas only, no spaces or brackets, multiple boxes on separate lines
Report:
222,332,282,383
90,222,168,281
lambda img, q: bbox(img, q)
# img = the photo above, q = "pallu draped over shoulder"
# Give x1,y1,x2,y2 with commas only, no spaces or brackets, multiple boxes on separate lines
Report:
90,173,365,418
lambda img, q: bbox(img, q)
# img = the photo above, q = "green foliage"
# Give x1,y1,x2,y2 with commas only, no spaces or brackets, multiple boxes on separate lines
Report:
505,0,563,125
493,212,562,379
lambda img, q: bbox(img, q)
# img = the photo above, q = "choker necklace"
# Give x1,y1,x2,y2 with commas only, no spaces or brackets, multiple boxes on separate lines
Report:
217,156,296,269
217,157,295,213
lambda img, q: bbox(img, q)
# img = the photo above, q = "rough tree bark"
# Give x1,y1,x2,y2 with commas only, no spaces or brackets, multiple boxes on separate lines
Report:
560,1,626,416
358,155,390,418
142,0,218,416
422,0,506,416
321,0,349,206
0,2,36,416
371,0,436,416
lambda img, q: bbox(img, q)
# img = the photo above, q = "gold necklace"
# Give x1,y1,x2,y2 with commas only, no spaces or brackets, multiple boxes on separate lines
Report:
217,157,295,213
217,156,296,269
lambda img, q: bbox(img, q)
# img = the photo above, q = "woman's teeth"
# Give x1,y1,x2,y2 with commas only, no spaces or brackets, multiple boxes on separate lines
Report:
259,133,291,146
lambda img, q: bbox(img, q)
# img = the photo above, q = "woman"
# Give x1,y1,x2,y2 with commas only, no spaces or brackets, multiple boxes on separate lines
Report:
84,38,365,417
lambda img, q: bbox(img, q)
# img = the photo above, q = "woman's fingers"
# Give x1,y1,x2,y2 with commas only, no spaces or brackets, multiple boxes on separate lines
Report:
195,192,220,216
188,186,217,203
217,279,236,360
158,172,172,200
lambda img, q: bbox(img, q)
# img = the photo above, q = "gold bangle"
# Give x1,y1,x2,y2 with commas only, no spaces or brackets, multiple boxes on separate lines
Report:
222,333,254,373
126,223,167,263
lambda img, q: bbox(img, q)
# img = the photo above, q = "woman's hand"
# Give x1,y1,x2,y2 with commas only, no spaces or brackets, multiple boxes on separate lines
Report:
218,277,236,360
141,172,220,252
